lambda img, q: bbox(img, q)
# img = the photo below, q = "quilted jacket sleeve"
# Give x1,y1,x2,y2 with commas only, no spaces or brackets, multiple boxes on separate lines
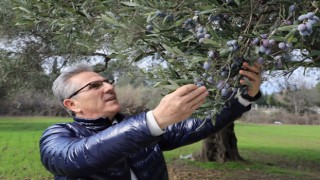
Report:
158,97,251,150
39,112,161,176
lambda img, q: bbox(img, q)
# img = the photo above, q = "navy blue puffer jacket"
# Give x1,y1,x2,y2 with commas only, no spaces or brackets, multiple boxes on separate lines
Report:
40,98,250,179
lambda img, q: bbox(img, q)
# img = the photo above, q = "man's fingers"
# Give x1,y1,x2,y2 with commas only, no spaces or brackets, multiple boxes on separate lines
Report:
187,90,208,108
184,86,207,103
190,98,206,112
242,62,262,75
239,63,262,97
239,70,260,81
174,84,198,96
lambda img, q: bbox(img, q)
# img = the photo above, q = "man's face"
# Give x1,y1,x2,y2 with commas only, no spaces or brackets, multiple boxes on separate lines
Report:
68,71,121,119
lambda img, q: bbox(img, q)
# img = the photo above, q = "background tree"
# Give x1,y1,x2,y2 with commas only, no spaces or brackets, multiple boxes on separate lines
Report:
5,0,320,163
0,0,135,115
276,84,320,115
1,0,130,80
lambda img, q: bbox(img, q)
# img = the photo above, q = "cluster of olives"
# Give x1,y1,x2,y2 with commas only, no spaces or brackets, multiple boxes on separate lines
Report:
173,12,246,100
297,12,319,36
195,55,248,100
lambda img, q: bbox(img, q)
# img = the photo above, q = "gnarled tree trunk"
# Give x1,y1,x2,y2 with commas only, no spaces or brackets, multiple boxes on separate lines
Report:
198,123,245,163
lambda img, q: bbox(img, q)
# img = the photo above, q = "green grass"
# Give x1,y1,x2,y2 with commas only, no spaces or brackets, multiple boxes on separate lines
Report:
236,123,320,163
0,117,319,179
0,117,72,179
163,122,320,179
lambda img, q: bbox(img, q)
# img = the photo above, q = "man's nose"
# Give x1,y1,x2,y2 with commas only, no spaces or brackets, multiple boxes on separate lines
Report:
102,82,114,93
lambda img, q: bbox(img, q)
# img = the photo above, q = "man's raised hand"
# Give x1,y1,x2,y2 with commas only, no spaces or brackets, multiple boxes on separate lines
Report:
153,84,208,129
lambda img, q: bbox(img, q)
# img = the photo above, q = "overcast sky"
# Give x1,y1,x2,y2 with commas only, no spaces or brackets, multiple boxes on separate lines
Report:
261,67,320,94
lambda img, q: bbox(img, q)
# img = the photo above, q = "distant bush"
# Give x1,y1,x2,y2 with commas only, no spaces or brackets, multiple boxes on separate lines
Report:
241,106,320,125
0,90,67,116
115,85,162,115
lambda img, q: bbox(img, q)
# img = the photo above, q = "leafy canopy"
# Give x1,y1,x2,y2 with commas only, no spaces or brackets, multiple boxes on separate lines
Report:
10,0,320,119
116,0,320,118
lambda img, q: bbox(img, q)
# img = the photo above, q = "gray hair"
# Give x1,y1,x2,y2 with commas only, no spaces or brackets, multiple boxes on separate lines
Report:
52,64,93,115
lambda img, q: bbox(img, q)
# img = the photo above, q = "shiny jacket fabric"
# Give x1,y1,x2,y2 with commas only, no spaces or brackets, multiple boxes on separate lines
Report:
40,98,250,180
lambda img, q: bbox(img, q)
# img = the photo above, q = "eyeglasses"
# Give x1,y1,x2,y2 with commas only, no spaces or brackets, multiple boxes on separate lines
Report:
68,79,114,99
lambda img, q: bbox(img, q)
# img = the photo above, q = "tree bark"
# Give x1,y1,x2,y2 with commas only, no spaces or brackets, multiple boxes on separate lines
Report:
197,123,245,163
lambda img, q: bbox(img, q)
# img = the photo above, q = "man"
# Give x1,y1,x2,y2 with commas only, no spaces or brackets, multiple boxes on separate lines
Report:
40,62,262,180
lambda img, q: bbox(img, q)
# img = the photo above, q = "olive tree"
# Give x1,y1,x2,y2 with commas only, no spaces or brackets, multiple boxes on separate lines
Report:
10,0,320,162
114,0,320,162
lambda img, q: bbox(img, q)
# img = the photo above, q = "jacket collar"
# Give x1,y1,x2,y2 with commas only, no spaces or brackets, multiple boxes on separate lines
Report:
73,113,125,131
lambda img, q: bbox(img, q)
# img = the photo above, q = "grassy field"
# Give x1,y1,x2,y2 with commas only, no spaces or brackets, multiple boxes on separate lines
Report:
0,117,319,179
164,123,320,179
0,117,72,179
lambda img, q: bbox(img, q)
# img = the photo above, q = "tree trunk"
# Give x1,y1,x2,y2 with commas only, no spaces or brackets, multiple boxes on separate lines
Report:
197,123,245,163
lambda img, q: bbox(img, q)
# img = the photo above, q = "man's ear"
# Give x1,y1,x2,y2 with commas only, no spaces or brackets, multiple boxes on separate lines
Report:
63,99,80,113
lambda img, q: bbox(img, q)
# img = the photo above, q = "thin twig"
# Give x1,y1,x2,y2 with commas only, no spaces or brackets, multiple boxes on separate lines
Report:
175,0,186,11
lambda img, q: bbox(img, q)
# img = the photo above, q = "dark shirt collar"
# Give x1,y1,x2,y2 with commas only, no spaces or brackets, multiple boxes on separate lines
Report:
73,113,125,131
